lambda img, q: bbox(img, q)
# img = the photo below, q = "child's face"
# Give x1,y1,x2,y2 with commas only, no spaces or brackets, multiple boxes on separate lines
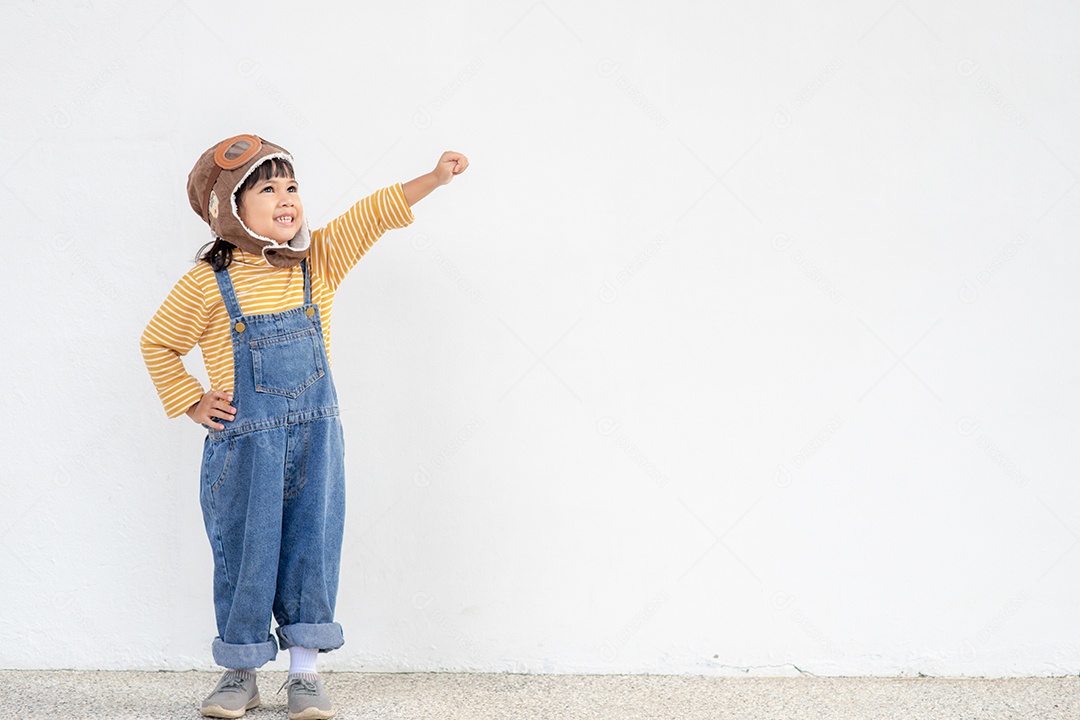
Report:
237,175,304,244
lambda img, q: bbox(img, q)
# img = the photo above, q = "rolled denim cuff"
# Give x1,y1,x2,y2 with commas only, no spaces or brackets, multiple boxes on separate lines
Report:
212,635,278,669
276,622,344,652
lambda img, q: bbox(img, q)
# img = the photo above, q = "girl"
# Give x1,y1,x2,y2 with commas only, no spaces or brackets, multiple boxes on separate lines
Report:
141,134,468,719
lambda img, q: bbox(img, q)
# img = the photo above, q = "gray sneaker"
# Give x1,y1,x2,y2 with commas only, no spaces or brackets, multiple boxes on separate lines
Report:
200,669,260,718
280,672,335,720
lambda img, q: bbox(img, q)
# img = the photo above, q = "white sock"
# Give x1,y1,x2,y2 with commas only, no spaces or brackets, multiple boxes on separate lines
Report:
289,646,318,675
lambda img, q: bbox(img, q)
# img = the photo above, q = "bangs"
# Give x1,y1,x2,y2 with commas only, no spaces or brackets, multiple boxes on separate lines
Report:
246,157,295,185
235,156,297,205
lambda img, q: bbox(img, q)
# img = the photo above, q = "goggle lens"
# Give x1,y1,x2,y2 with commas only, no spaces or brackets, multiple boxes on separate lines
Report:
213,134,262,170
224,140,251,160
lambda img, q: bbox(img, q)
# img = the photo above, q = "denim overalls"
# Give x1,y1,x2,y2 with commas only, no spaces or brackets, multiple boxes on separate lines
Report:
199,259,346,669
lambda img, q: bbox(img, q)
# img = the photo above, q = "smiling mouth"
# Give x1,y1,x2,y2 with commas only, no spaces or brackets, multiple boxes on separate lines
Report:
274,215,295,225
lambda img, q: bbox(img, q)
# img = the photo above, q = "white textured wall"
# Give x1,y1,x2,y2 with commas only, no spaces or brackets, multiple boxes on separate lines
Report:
2,0,1078,676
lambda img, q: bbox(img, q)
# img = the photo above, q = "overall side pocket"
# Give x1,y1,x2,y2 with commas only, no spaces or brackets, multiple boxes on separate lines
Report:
200,435,234,510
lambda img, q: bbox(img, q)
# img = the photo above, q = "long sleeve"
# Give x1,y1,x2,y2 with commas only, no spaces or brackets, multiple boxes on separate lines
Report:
309,182,415,291
140,269,211,418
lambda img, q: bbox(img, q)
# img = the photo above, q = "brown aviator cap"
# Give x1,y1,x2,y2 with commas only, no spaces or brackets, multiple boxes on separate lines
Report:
186,134,310,268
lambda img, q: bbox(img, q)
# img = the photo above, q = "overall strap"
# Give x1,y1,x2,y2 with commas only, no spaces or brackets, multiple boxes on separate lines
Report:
302,258,311,305
212,264,244,320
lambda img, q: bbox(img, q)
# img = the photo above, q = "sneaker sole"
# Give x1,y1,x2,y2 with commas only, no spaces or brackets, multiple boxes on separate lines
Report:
289,707,334,720
200,693,261,719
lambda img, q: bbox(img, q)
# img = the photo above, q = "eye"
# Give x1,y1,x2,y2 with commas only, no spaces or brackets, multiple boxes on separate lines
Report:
261,186,274,193
288,184,298,192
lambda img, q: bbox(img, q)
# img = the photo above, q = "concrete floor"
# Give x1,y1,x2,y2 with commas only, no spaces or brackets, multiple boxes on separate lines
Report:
2,670,1078,719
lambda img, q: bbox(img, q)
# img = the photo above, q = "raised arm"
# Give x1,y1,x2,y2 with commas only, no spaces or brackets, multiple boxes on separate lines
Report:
402,150,469,207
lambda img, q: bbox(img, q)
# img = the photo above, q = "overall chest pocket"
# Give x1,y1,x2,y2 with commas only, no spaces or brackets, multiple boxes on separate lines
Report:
250,327,325,398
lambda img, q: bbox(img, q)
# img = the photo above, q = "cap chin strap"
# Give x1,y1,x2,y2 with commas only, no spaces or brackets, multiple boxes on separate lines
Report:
235,209,310,258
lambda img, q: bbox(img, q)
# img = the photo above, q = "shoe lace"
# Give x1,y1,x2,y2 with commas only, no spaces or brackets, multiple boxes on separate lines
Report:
278,675,319,696
218,671,251,693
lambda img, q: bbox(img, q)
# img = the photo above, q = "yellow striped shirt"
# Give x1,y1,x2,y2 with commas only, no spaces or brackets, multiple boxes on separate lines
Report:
141,183,414,418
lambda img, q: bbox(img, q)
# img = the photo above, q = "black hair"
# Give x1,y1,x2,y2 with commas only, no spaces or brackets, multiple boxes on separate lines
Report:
195,237,236,272
196,156,297,271
235,156,296,204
